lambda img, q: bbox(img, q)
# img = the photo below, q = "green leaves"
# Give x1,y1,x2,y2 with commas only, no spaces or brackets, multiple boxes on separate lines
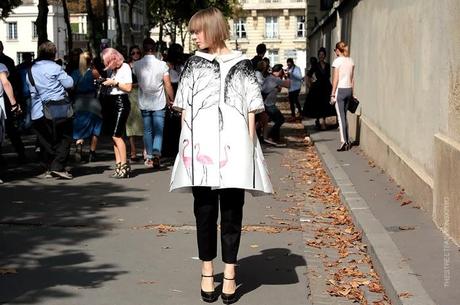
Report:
0,0,22,20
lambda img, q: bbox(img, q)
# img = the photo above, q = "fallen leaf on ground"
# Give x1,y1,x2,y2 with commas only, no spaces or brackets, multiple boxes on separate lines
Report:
398,226,415,231
398,291,413,298
401,200,412,206
0,268,17,275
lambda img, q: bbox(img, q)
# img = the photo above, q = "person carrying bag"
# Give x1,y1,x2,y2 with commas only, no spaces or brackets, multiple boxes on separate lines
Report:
27,41,74,179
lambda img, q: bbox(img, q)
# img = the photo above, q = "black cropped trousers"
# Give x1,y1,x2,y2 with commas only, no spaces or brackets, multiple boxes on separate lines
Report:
192,187,245,264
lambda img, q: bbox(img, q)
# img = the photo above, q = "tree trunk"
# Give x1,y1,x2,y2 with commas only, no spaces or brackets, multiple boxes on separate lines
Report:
36,0,49,49
85,0,98,56
103,0,108,38
62,0,73,54
128,0,136,47
113,0,123,49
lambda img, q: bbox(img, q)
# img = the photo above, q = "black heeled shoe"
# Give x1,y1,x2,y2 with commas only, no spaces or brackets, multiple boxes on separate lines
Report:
221,277,237,304
337,142,347,151
201,274,218,303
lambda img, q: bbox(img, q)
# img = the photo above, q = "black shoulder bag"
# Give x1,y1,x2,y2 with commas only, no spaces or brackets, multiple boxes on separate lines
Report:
27,67,74,122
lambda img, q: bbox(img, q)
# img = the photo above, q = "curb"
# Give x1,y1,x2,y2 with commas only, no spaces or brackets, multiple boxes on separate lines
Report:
309,132,436,305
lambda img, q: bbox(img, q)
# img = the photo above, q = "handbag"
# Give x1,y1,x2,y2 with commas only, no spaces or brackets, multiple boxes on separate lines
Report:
28,67,74,121
96,78,112,100
347,96,360,113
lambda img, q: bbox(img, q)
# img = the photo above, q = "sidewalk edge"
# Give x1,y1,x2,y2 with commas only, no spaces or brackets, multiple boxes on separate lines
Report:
311,135,437,305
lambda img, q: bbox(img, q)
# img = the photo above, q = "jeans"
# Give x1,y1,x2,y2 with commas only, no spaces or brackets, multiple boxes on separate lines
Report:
141,108,165,159
265,105,285,141
288,89,302,117
192,187,245,264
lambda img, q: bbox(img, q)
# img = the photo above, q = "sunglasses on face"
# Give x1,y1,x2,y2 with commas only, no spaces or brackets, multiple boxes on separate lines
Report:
131,51,141,55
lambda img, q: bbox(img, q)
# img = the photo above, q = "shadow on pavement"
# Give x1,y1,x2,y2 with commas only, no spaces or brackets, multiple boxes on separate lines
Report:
0,181,142,304
215,248,306,302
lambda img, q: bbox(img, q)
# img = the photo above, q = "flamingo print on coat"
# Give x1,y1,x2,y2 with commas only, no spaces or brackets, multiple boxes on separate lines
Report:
194,143,213,185
181,139,192,180
220,145,230,168
219,145,230,181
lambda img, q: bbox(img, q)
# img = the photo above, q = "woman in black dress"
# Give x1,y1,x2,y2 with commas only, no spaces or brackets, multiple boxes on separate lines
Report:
304,48,335,130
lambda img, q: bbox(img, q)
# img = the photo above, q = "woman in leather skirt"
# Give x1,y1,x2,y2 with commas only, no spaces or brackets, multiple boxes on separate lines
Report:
101,48,132,178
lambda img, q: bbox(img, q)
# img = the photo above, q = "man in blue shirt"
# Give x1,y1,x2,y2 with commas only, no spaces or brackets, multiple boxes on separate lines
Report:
27,41,74,179
286,58,303,121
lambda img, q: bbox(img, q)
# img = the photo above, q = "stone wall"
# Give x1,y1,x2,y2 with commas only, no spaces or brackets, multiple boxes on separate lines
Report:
308,0,460,244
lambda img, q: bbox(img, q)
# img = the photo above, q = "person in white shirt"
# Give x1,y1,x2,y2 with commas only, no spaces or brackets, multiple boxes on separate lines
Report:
330,41,355,151
101,48,132,178
133,38,174,169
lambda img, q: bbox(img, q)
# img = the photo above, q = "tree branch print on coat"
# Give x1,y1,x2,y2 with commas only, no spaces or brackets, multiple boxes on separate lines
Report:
224,59,260,126
177,56,220,184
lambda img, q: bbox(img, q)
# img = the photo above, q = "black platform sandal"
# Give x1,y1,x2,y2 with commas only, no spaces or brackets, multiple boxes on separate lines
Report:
201,274,218,303
221,277,237,304
115,163,131,179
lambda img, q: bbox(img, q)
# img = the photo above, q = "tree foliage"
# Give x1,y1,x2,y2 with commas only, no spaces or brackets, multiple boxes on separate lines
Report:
0,0,22,20
147,0,240,45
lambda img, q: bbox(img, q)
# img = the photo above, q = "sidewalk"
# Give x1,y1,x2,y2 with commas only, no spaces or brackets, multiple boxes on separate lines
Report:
0,137,309,304
306,120,460,305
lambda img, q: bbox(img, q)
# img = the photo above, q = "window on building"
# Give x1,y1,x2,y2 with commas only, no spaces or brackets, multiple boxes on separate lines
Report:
7,22,18,40
233,18,247,39
17,52,35,64
267,49,279,65
297,16,306,38
265,16,278,39
71,23,79,34
32,21,38,38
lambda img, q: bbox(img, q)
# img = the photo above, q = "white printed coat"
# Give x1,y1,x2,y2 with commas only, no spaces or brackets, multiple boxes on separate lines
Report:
169,51,273,195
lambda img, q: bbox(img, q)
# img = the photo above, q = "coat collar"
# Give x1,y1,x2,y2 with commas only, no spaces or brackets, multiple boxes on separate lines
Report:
195,50,243,63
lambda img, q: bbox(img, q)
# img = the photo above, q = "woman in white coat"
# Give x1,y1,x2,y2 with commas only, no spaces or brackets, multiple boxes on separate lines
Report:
169,7,272,304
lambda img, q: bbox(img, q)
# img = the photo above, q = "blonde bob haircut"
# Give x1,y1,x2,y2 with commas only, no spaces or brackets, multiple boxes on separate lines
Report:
188,7,230,48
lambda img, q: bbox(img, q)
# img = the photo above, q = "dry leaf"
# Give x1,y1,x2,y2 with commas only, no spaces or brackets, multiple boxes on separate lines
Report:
398,291,413,298
0,268,17,275
401,200,412,206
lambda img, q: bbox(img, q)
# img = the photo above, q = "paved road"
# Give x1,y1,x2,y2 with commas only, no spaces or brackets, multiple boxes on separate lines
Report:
0,138,310,305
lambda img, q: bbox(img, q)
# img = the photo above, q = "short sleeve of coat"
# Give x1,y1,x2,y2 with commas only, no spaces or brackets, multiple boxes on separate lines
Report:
172,58,193,112
245,63,265,114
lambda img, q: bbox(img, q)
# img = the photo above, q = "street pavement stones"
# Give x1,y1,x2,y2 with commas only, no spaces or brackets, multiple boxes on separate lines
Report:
0,138,309,304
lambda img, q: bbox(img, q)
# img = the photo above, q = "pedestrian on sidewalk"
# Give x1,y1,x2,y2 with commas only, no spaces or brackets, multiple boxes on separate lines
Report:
71,51,102,163
261,64,290,146
101,48,132,178
330,41,355,151
250,43,266,68
286,58,303,122
27,41,74,179
0,62,22,183
133,38,174,169
126,45,144,163
0,41,26,163
169,7,273,304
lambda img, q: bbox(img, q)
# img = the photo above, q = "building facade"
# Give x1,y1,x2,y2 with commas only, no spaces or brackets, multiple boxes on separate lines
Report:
228,0,307,73
70,0,147,52
307,0,460,244
0,0,66,64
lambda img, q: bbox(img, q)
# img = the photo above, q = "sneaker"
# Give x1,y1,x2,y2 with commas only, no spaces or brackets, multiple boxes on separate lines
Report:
144,159,154,168
265,138,286,147
152,156,160,169
42,171,53,179
51,170,73,180
263,138,278,146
